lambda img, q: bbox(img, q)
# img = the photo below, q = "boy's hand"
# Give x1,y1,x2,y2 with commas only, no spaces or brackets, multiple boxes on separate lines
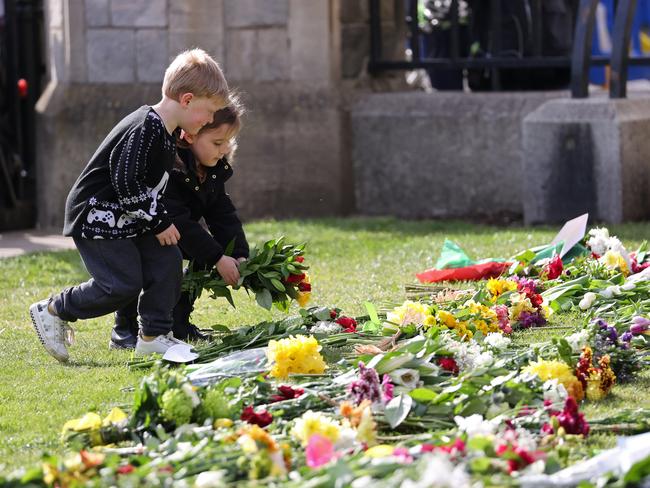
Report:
216,255,241,286
156,224,180,246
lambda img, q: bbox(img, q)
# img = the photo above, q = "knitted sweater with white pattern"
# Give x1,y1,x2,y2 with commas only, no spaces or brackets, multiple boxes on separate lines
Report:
63,106,176,239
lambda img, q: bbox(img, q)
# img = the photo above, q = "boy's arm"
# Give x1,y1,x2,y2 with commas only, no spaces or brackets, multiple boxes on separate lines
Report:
108,121,172,234
204,190,249,259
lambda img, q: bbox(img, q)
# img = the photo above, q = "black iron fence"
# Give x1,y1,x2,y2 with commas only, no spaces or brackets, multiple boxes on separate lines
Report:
369,0,650,98
0,0,45,230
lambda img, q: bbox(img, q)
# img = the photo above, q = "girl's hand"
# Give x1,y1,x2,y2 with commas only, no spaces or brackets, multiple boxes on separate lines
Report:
216,255,240,286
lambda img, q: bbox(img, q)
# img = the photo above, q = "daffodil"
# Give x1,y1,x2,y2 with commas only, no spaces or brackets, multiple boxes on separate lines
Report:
267,335,327,379
291,410,341,446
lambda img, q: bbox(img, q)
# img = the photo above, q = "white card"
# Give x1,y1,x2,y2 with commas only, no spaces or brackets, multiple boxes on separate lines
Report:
551,213,589,258
162,344,199,363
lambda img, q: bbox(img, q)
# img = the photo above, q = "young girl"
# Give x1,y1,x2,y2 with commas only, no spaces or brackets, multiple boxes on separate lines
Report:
111,98,249,348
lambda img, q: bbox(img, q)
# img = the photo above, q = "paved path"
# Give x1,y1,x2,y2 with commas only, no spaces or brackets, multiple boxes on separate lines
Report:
0,229,76,258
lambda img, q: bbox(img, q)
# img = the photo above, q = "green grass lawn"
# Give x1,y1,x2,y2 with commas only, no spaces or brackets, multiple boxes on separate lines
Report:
1,218,649,473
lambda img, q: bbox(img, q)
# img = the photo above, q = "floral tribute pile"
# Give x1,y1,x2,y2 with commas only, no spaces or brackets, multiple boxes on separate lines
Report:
4,227,650,487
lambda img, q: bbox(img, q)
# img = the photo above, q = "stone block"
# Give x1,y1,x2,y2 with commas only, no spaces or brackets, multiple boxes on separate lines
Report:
48,0,63,28
111,0,167,27
136,29,169,82
224,29,256,80
224,0,288,28
169,0,224,31
256,28,290,81
341,25,369,78
351,91,565,220
168,30,224,68
340,0,369,24
48,28,65,82
523,98,650,224
85,0,109,26
87,29,136,82
289,0,331,81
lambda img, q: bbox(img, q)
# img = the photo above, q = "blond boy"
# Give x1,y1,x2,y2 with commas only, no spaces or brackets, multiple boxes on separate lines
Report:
30,49,228,362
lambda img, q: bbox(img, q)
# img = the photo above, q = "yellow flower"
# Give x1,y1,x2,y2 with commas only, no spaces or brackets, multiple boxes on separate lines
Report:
599,251,630,276
523,360,583,400
238,424,279,452
486,278,518,299
364,445,395,458
297,291,311,307
437,310,457,328
266,335,327,379
102,407,127,426
509,293,535,321
387,301,435,327
291,410,341,446
61,412,102,435
214,418,233,428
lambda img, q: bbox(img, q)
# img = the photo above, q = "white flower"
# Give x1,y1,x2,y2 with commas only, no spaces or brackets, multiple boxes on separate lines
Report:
194,470,226,488
578,292,597,310
389,368,420,390
565,329,590,353
600,285,622,299
622,282,636,291
447,341,495,372
484,332,511,350
400,453,471,488
542,379,568,405
454,414,500,437
587,227,610,256
310,321,343,335
181,383,201,408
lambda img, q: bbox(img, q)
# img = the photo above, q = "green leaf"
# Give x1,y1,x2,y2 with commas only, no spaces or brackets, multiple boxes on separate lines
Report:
364,302,380,324
223,238,236,257
384,394,413,428
270,278,286,292
255,289,273,310
210,324,231,333
409,388,437,403
469,456,492,473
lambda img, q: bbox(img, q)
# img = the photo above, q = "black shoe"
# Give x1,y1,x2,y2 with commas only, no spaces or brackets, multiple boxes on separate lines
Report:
173,322,211,342
109,314,139,350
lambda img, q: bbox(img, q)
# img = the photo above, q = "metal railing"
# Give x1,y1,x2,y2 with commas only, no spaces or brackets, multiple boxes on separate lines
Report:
369,0,650,98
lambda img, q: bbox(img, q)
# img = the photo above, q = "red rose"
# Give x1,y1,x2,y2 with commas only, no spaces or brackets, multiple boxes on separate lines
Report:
117,464,135,475
530,293,544,308
240,405,273,427
286,273,306,284
335,316,357,333
298,282,311,292
543,255,563,280
437,357,459,374
295,256,305,263
330,309,338,319
270,385,304,402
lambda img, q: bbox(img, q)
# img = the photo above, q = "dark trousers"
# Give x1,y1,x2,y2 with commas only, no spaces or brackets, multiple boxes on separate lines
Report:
117,260,201,338
52,235,182,336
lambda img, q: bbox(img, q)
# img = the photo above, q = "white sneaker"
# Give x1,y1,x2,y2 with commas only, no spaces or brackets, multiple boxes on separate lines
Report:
29,299,73,362
135,332,191,355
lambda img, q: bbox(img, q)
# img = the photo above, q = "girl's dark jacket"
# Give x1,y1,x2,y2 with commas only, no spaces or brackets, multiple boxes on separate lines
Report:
164,147,249,267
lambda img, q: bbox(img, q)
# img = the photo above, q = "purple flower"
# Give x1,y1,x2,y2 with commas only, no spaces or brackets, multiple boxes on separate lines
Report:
518,311,546,329
621,331,633,342
348,362,393,406
630,316,650,335
593,318,609,329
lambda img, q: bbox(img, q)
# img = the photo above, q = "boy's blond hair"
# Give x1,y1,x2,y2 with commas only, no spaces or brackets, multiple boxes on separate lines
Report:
162,48,228,101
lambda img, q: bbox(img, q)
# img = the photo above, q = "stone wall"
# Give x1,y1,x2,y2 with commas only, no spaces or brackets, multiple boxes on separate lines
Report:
351,91,570,221
36,0,407,227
